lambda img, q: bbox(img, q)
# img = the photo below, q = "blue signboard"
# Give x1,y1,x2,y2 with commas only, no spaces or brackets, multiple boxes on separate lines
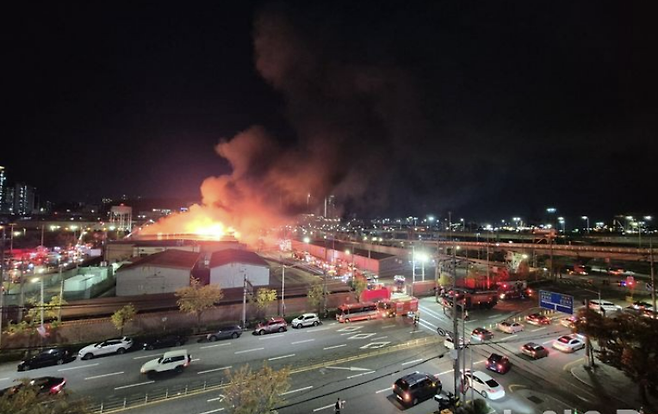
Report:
539,290,574,314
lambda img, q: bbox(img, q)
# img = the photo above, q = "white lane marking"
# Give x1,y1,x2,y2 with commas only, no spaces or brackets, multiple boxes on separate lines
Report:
502,334,518,341
419,320,437,330
324,344,347,350
419,306,443,319
337,326,363,332
0,378,9,382
438,369,454,375
114,381,154,390
348,333,376,340
313,404,335,412
381,324,396,329
401,358,424,366
326,366,371,372
235,348,264,354
207,395,225,402
347,370,375,379
488,314,502,319
474,359,486,364
291,339,315,345
280,385,313,396
306,327,330,333
198,366,232,374
543,340,554,344
360,341,390,349
409,330,422,334
85,371,124,380
192,358,201,362
371,336,388,341
376,387,391,394
201,343,232,349
58,363,99,371
268,354,296,361
133,354,160,360
200,408,225,414
532,327,547,332
259,334,285,341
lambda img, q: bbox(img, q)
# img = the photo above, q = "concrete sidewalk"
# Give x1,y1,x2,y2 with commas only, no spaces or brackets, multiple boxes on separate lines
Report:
571,359,658,412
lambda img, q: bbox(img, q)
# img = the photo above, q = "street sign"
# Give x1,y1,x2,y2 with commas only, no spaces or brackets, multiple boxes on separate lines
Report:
539,290,574,314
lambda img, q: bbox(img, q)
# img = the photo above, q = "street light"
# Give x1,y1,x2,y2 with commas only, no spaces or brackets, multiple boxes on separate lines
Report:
416,252,429,282
581,216,590,234
558,217,565,233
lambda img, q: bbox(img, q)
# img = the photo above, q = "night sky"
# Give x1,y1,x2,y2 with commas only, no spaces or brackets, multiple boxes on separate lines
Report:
4,2,656,222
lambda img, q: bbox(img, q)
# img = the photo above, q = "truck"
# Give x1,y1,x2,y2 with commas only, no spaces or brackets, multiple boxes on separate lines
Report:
438,288,498,310
377,295,419,317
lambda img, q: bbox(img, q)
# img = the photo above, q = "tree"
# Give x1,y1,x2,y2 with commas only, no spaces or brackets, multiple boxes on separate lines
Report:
252,288,277,319
176,277,224,331
111,304,137,336
349,277,367,302
26,295,67,325
0,381,92,414
223,363,290,414
307,281,325,314
578,309,658,405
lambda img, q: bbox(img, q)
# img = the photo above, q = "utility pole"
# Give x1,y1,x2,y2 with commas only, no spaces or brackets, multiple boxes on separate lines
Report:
650,238,656,320
449,211,460,408
242,270,247,329
0,226,5,348
57,265,64,323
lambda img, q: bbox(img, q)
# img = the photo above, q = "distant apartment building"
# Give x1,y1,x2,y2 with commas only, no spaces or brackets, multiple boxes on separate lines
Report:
0,166,5,212
13,183,36,215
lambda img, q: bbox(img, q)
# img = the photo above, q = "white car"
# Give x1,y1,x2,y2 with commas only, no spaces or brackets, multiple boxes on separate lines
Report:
78,337,133,360
552,335,585,353
444,335,467,350
291,313,321,328
462,370,505,400
140,350,191,375
496,321,524,334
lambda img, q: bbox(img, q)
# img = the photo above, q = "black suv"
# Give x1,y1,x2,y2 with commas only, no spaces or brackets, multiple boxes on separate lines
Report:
393,371,442,407
17,348,75,371
486,353,511,374
142,334,188,350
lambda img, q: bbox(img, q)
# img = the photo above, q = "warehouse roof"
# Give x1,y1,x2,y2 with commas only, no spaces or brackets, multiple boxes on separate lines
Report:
209,249,269,268
118,249,201,271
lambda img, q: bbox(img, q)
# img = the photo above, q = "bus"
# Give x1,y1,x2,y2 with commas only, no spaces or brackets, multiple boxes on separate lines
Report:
336,302,379,323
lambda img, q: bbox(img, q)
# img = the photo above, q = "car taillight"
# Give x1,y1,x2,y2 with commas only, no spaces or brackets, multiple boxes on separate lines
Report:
498,364,502,370
51,379,65,393
404,392,411,401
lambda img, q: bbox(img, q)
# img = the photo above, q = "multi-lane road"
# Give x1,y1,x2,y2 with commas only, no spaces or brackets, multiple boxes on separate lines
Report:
0,290,628,414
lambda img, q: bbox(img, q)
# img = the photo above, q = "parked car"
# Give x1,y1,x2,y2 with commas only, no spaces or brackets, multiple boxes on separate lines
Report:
207,325,243,341
0,377,67,397
486,353,511,374
17,348,75,371
78,337,134,360
552,335,585,353
142,334,187,350
461,370,505,400
525,313,551,326
632,301,654,311
496,321,524,334
292,313,321,328
471,328,494,341
521,342,549,359
393,371,442,407
140,350,191,375
253,317,287,335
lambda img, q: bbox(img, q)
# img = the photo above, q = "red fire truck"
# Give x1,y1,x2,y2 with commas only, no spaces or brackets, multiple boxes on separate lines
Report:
378,295,419,317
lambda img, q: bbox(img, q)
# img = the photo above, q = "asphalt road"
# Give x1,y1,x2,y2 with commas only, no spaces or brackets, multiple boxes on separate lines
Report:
0,290,624,414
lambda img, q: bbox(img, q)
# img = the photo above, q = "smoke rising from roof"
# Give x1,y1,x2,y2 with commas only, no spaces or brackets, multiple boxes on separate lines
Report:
141,3,430,242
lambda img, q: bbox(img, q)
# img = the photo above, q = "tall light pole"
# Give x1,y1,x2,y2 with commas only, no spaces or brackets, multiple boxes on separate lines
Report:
411,244,416,296
32,276,45,328
558,217,566,234
0,226,5,348
581,216,590,234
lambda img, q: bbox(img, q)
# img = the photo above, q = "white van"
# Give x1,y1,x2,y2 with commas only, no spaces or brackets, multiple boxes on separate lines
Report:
140,349,191,375
588,300,621,314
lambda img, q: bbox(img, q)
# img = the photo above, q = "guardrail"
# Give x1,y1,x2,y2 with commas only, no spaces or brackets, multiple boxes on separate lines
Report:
90,335,443,413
